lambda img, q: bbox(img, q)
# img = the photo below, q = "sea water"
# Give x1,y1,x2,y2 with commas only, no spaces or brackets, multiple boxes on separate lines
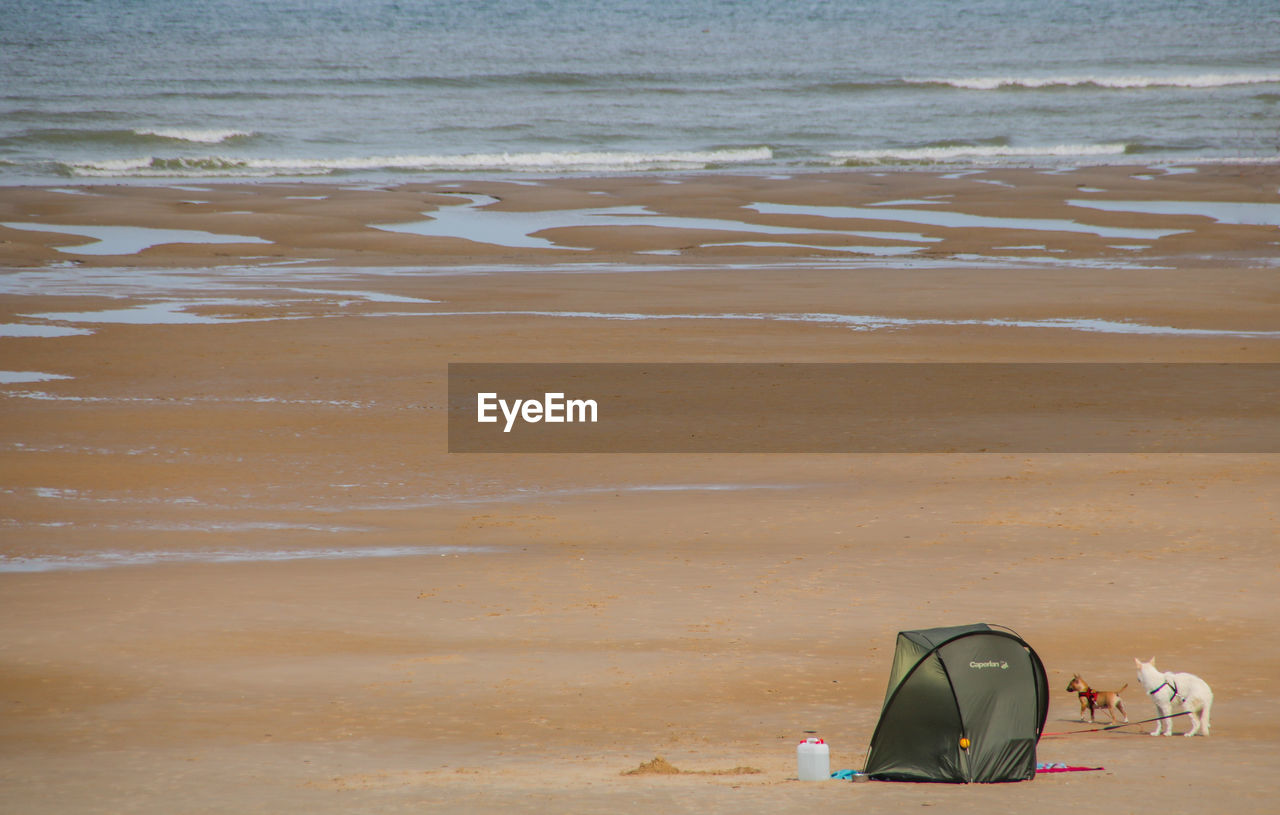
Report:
2,0,1278,183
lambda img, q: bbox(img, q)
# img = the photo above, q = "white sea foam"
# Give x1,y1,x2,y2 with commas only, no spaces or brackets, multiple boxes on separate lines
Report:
341,481,806,512
67,147,773,178
257,147,772,172
24,300,282,325
917,72,1280,90
0,545,496,573
392,309,1280,338
135,128,255,144
283,288,439,304
701,241,922,256
68,158,286,179
33,487,79,499
832,144,1128,162
2,390,373,407
114,521,369,533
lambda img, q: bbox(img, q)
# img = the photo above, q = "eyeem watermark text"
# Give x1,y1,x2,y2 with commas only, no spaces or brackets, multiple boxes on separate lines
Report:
477,392,599,433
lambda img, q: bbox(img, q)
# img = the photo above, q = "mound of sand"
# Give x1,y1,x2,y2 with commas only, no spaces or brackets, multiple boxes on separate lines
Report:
623,757,682,776
622,757,762,776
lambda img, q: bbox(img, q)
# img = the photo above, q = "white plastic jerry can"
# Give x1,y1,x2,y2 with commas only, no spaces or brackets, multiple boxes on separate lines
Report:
797,737,830,780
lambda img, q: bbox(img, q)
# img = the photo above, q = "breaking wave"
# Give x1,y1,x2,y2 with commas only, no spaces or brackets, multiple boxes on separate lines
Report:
60,147,774,177
831,143,1130,164
133,128,256,144
911,72,1280,91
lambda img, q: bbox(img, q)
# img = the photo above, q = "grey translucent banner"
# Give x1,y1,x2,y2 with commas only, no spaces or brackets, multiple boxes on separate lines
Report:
448,363,1278,453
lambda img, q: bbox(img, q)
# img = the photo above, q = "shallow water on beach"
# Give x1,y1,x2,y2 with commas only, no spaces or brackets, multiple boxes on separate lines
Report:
0,482,808,572
8,297,1278,339
0,323,91,338
0,222,271,255
4,254,1273,337
2,0,1277,182
1066,200,1280,227
0,370,71,383
373,193,943,251
0,545,499,573
745,202,1188,240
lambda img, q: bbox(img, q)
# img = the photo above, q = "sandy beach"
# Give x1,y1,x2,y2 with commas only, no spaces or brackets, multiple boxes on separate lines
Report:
2,165,1278,813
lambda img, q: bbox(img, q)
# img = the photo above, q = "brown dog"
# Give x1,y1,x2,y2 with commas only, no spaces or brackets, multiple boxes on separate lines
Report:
1066,675,1129,723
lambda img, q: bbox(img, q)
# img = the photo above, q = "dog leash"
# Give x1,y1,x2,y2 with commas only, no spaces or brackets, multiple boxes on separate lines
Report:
1042,711,1189,737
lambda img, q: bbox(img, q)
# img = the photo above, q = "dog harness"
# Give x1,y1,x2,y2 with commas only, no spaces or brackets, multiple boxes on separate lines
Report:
1149,679,1180,702
1079,689,1100,709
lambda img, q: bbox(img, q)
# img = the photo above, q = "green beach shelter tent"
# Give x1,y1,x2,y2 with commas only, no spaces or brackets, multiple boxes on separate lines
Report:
863,623,1049,783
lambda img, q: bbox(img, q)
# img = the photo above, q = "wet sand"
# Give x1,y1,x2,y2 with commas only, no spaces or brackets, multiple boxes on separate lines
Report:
2,165,1278,813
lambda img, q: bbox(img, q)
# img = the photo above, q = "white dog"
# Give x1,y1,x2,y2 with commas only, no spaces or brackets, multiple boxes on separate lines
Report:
1134,657,1213,737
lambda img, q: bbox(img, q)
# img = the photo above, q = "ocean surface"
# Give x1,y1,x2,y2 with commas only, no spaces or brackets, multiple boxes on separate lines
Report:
2,0,1279,183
